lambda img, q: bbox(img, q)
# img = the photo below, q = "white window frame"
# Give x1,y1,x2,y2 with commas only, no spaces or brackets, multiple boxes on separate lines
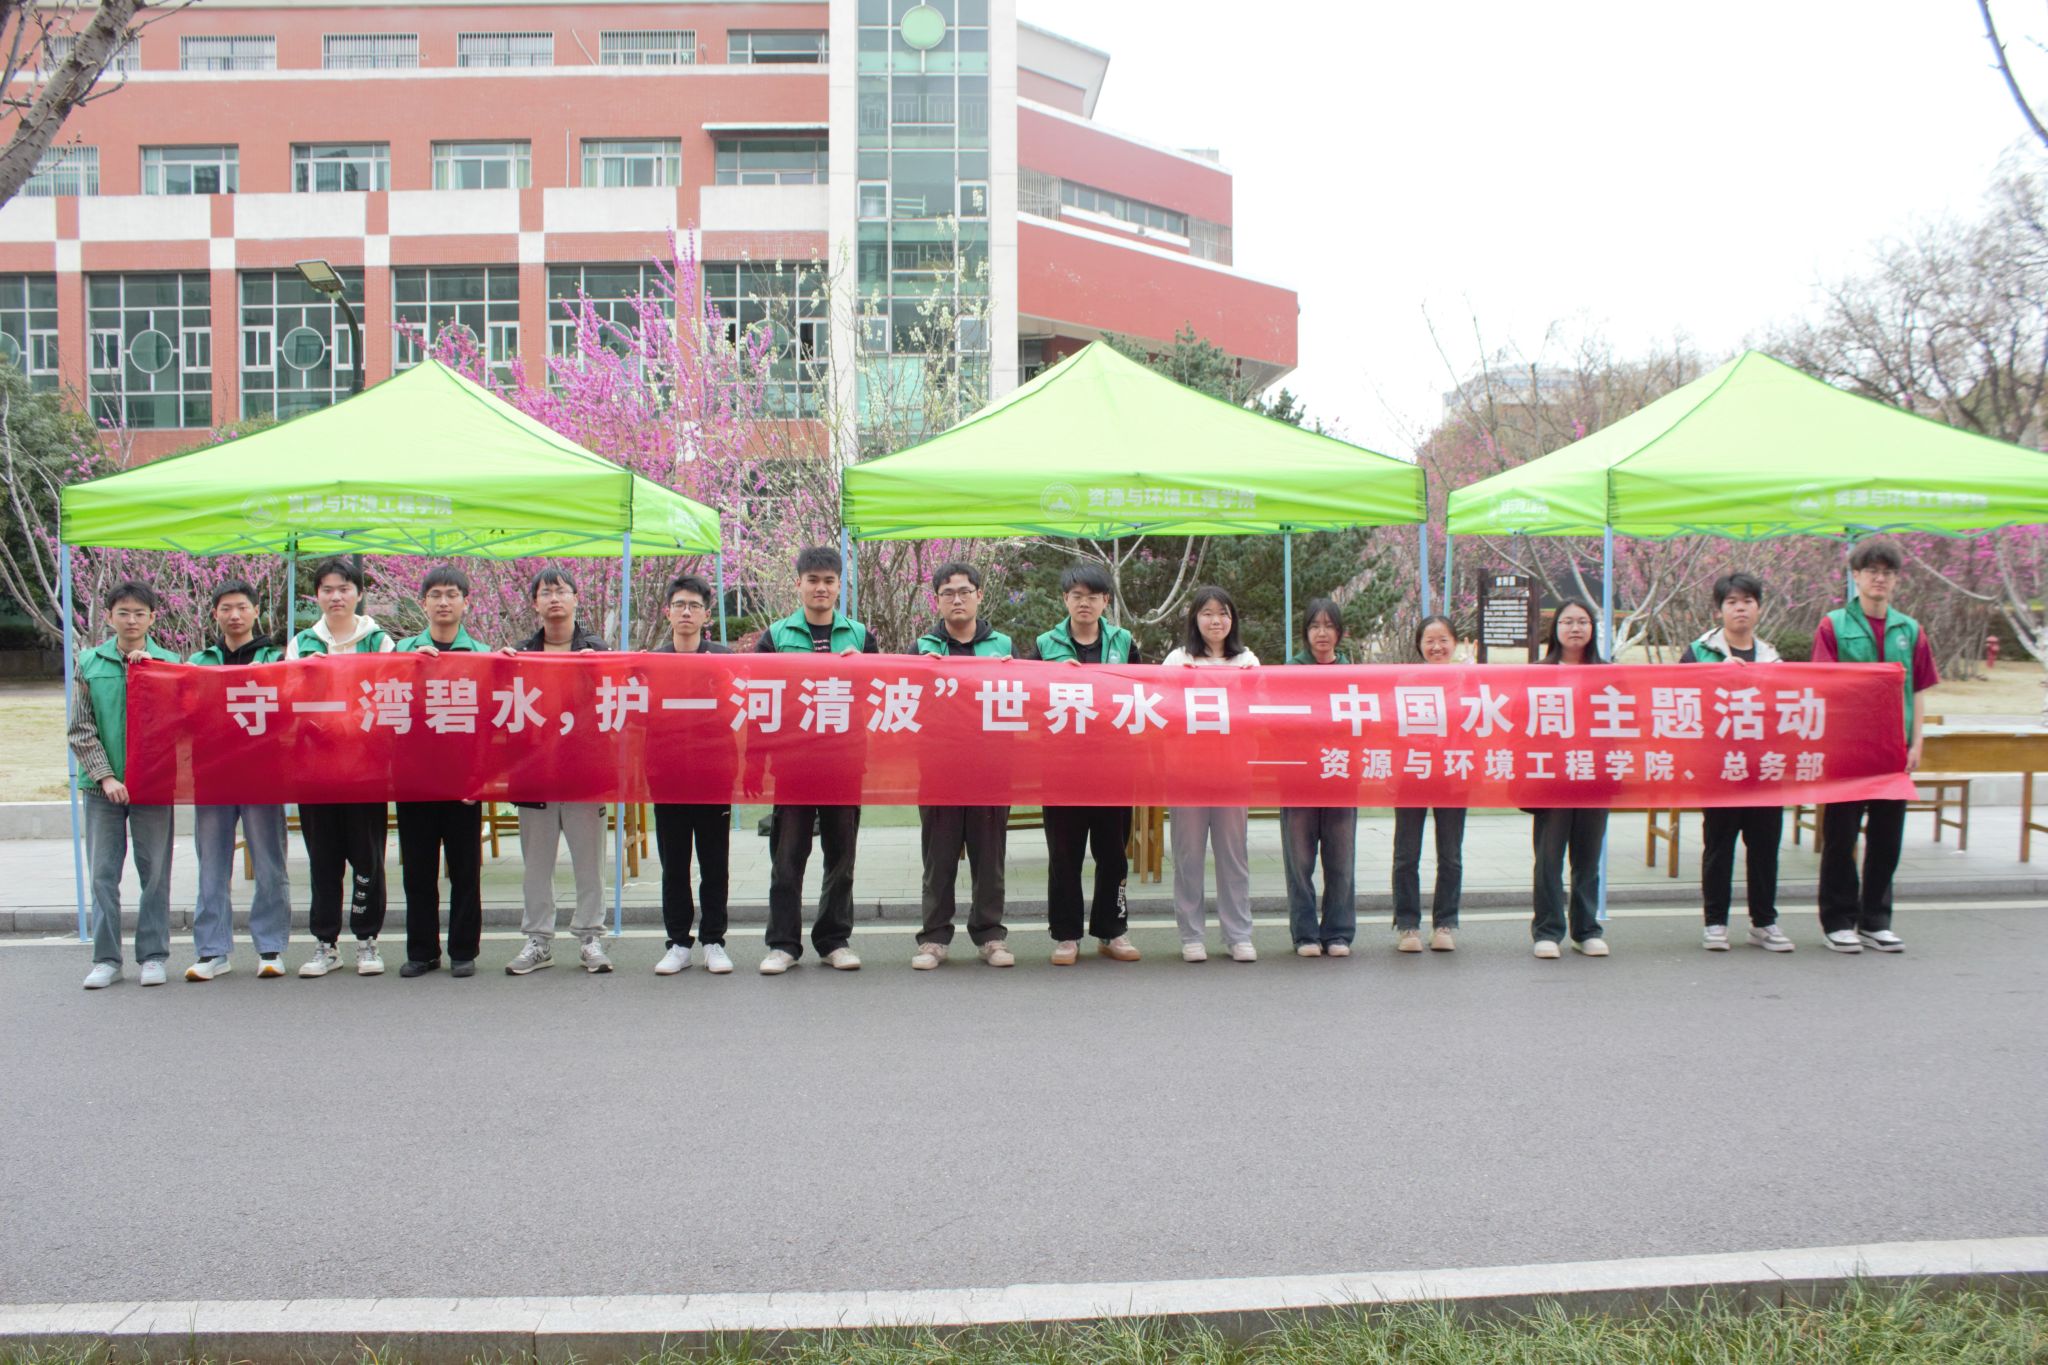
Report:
858,181,888,220
727,29,827,64
142,146,239,196
321,33,418,69
432,141,533,191
958,181,989,220
179,35,275,71
21,146,98,197
599,30,695,65
580,139,681,189
292,143,391,193
46,34,141,73
456,31,553,67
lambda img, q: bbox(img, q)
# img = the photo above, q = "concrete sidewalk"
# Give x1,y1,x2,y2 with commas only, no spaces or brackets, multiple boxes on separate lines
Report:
5,804,2042,935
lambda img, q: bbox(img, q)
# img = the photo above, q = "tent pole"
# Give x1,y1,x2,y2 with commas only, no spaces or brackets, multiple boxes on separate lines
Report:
839,525,855,619
613,530,630,938
283,535,297,635
1597,525,1614,924
1282,530,1293,662
61,542,88,944
1442,535,1453,622
1418,523,1431,618
715,550,728,645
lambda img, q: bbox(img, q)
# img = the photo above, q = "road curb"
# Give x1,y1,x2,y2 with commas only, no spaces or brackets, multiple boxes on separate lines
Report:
3,1237,2043,1361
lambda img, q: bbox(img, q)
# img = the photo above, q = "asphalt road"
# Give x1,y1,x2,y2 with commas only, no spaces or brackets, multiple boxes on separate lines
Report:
3,903,2042,1303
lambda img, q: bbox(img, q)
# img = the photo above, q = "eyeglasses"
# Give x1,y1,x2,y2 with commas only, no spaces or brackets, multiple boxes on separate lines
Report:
936,587,979,601
668,600,706,613
535,586,576,599
110,609,152,622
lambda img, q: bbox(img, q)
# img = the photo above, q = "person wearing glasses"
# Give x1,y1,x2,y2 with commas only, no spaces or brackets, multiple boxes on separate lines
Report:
1811,540,1935,954
910,561,1015,970
650,573,735,976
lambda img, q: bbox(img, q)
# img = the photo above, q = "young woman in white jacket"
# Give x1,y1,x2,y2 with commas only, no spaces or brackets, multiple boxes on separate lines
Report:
1162,586,1260,961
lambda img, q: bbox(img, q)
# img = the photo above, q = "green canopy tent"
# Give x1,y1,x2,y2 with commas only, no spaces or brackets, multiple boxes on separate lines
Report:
57,358,725,940
841,340,1430,658
1443,347,2048,914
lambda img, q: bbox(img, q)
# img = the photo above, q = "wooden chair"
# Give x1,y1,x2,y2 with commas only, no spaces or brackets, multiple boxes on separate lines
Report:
1908,779,1971,849
1127,805,1166,883
1641,807,1689,878
1791,803,1823,853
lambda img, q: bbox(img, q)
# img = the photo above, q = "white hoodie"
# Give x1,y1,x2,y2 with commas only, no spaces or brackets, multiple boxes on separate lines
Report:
285,612,397,659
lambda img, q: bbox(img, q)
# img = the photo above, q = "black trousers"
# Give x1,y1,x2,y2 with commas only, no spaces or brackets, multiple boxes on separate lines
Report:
919,805,1009,945
300,802,388,944
396,800,482,964
1700,805,1782,926
1531,808,1605,944
1043,805,1130,942
766,804,858,958
654,803,731,947
1817,798,1906,934
1392,806,1466,930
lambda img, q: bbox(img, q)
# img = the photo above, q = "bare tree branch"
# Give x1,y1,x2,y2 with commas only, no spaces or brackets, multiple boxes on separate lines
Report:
1978,0,2048,151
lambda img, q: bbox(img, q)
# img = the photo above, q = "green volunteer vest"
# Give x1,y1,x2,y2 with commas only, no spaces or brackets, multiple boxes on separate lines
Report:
188,642,284,666
1035,619,1133,664
1829,605,1921,739
77,636,181,783
766,610,868,654
916,628,1013,659
393,625,490,652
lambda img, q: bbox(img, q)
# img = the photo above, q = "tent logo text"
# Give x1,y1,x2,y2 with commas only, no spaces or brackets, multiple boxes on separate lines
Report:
1040,483,1079,516
240,495,282,529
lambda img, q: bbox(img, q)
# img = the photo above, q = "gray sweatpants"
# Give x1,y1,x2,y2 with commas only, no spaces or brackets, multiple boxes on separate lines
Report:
1171,806,1252,947
83,787,174,967
518,803,607,939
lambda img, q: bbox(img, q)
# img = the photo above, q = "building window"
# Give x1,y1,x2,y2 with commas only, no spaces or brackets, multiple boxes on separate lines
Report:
86,273,210,429
1018,168,1060,218
292,143,389,193
704,262,826,418
713,138,826,186
545,263,674,362
1189,218,1232,265
322,34,417,69
857,182,888,219
45,35,140,73
580,138,680,188
239,267,363,420
20,146,97,197
599,30,695,65
1059,180,1189,238
727,30,826,63
457,31,552,67
433,141,531,190
142,146,238,196
0,275,60,391
393,266,519,375
179,35,275,71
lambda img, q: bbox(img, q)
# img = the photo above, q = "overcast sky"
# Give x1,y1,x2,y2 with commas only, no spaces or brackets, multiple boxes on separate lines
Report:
1020,0,2047,454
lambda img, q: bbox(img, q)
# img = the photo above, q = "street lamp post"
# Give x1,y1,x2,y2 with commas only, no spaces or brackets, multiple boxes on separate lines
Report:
293,258,364,395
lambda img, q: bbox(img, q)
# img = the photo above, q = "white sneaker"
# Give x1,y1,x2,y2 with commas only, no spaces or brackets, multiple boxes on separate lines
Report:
1574,938,1610,958
759,948,797,975
505,936,553,974
1749,924,1795,953
823,946,862,970
1858,929,1905,953
1825,929,1863,954
579,937,614,973
1326,942,1352,958
1533,940,1561,959
298,942,341,977
979,939,1015,968
703,943,733,974
186,956,234,981
1295,943,1323,958
138,960,167,987
257,955,286,978
1703,925,1731,952
910,942,948,970
1229,941,1258,963
1181,942,1209,963
355,939,384,976
82,962,119,990
655,944,692,975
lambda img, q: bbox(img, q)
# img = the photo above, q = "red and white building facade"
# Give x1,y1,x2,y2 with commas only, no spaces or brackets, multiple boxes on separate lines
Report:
3,0,1298,460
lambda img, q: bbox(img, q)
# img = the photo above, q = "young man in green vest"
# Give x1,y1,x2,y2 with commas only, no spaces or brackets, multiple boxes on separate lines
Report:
286,556,396,978
393,565,490,979
1034,560,1143,965
186,579,290,981
911,560,1014,969
753,545,881,975
1812,540,1937,954
71,580,183,989
1679,571,1794,954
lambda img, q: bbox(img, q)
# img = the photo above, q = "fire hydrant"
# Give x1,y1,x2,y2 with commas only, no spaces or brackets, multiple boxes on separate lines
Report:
1985,635,2000,669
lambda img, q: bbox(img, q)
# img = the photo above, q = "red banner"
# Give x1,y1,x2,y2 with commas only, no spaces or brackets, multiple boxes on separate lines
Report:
123,654,1917,809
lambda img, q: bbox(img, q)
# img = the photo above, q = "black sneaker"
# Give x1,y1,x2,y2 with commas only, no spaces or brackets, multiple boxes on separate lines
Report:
451,959,476,978
398,958,441,978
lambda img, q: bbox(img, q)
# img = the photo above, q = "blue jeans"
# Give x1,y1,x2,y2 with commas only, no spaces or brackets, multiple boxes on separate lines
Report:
1392,807,1465,930
83,786,174,967
1280,806,1356,946
192,804,291,958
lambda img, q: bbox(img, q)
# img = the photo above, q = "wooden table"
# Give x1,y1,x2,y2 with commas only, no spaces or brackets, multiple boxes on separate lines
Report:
1920,725,2048,862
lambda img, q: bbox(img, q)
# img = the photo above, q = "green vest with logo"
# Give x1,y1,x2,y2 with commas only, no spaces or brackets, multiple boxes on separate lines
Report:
77,637,182,783
916,628,1013,659
1828,605,1921,739
393,626,490,652
188,642,284,666
1035,619,1133,664
766,610,868,654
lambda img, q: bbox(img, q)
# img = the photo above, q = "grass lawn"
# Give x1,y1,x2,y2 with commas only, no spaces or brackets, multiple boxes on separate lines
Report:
0,1286,2041,1363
